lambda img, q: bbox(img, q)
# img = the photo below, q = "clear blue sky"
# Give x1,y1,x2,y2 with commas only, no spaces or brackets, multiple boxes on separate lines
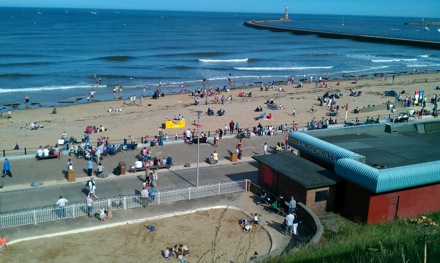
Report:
2,0,439,18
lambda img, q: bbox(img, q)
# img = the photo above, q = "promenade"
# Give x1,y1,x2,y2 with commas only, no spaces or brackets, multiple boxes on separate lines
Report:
0,132,297,255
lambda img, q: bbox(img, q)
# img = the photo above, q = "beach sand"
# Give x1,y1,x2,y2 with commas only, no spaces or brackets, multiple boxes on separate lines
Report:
1,208,270,263
1,73,439,152
1,73,440,262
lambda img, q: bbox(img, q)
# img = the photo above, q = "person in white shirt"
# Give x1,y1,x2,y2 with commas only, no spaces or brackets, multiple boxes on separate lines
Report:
285,211,295,236
56,195,69,218
36,146,43,157
87,177,97,198
141,187,150,207
134,160,143,169
185,129,192,143
43,147,50,157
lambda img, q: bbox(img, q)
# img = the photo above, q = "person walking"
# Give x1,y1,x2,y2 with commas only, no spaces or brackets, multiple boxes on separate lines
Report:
236,139,243,159
2,159,12,177
87,159,93,177
263,142,268,155
56,195,69,218
86,176,98,198
215,131,220,147
86,193,94,218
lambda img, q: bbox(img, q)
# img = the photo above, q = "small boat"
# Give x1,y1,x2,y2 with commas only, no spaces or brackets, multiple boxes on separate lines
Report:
424,27,429,31
437,28,440,33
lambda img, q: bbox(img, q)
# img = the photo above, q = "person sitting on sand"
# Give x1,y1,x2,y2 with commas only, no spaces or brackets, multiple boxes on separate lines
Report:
179,244,190,256
242,221,252,232
104,207,112,220
267,113,273,119
175,114,183,120
163,247,173,258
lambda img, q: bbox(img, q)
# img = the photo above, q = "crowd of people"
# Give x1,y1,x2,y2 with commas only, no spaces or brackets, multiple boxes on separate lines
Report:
163,244,190,262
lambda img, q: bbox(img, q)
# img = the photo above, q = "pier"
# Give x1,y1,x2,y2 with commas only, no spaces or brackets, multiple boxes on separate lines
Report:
244,20,440,49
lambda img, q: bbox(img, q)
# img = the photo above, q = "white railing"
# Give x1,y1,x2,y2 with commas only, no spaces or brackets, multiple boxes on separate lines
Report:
0,180,248,229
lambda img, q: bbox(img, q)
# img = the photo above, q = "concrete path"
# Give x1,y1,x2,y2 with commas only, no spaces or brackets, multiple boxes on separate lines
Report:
0,132,296,253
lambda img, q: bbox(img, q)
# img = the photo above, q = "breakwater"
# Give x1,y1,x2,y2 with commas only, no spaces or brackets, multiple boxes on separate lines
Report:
244,20,440,49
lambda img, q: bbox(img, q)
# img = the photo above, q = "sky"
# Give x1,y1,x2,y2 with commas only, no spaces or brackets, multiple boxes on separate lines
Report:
1,0,439,18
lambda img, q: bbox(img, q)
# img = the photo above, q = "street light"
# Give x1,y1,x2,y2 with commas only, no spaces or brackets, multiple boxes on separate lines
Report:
195,110,203,187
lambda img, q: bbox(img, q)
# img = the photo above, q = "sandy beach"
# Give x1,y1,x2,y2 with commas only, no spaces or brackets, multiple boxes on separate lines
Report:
1,72,440,263
1,73,439,152
1,208,271,263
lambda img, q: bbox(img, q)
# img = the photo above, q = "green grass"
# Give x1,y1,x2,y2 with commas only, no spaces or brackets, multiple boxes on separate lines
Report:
273,212,440,263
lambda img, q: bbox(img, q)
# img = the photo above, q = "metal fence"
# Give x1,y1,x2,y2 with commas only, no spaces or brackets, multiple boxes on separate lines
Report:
0,179,248,229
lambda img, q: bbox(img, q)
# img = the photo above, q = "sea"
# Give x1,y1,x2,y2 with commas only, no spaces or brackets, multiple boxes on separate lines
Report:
1,7,440,109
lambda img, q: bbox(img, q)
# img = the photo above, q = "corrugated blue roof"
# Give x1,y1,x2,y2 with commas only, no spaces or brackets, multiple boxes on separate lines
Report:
288,132,365,164
335,158,440,193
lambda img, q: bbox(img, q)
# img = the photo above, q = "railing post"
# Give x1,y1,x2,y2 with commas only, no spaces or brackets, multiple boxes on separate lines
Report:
33,210,37,225
218,183,221,195
157,191,161,205
123,196,127,210
72,204,75,218
188,187,191,200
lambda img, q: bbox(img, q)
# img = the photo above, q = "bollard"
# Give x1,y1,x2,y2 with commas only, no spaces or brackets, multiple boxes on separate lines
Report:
208,131,210,137
25,148,27,155
3,149,5,157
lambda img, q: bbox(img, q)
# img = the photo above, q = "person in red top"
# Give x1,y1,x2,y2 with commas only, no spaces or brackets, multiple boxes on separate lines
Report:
0,236,9,251
229,120,235,135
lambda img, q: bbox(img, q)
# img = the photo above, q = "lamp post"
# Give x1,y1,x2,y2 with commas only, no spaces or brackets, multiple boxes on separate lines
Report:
195,110,203,187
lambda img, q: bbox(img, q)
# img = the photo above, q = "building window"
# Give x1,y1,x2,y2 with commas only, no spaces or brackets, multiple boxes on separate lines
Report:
315,190,329,202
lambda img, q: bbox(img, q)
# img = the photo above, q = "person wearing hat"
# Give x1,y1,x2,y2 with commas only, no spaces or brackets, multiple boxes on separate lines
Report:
2,159,12,177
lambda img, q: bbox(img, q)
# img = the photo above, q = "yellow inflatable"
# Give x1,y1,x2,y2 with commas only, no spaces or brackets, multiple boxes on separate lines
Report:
165,119,185,129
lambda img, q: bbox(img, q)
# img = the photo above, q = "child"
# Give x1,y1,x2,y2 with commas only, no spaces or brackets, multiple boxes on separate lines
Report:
164,247,172,258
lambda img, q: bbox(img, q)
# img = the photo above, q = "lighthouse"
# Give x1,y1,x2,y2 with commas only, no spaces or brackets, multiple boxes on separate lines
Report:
284,6,289,20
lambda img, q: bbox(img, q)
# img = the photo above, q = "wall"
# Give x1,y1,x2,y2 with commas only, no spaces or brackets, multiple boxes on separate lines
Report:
368,183,440,224
258,163,335,215
341,181,371,222
275,171,307,204
305,186,337,214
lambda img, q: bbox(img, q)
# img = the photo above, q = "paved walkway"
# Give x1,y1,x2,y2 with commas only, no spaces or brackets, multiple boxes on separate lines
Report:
0,133,296,253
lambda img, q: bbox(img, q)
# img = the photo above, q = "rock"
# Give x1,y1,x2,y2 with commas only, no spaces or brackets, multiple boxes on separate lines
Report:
31,181,43,187
97,171,109,178
184,163,190,167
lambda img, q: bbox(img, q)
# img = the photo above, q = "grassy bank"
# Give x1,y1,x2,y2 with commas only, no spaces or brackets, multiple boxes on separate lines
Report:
276,212,440,263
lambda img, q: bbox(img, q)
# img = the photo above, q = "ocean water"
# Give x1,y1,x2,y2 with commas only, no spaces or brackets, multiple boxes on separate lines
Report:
0,7,439,109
